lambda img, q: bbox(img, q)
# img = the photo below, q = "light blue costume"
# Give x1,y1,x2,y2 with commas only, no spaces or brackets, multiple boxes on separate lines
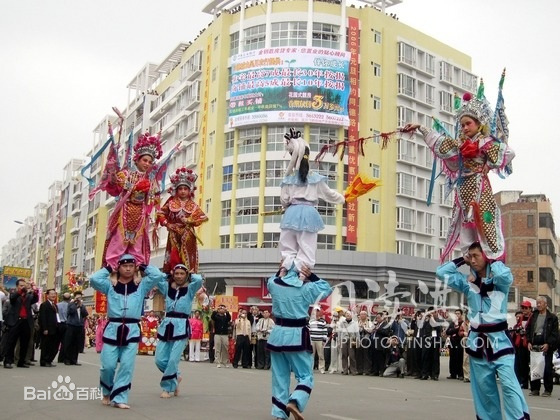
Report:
437,260,530,420
266,268,332,419
154,273,202,393
90,261,164,405
279,172,345,272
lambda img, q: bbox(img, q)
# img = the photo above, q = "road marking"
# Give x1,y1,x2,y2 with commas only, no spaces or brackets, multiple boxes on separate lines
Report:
317,380,342,385
437,395,472,402
367,387,402,392
532,407,560,413
80,361,101,367
321,414,361,420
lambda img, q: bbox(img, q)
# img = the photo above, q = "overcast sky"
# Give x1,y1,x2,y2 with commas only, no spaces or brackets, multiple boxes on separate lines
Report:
1,0,557,250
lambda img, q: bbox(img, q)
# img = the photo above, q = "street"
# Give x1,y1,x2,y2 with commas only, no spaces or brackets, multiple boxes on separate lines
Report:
1,348,559,419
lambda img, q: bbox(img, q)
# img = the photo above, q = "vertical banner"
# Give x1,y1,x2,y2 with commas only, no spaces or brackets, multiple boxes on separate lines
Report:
346,17,361,244
198,37,212,207
95,290,107,314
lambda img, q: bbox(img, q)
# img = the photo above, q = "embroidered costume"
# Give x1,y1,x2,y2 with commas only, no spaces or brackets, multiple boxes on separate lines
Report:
266,268,332,419
156,168,208,273
154,269,202,394
437,259,529,419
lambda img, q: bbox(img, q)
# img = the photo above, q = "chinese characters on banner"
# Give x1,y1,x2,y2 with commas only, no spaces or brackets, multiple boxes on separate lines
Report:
228,47,351,127
346,17,361,244
95,291,107,314
215,295,239,313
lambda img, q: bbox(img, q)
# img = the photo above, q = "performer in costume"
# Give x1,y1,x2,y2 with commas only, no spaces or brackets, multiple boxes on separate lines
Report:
103,132,163,269
279,128,345,277
266,264,332,420
156,167,208,273
154,264,202,398
403,79,514,261
90,254,165,409
437,242,529,419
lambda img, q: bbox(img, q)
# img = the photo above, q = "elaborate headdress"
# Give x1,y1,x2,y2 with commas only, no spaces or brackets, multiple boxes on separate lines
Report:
133,131,163,162
170,167,198,191
284,128,310,176
455,80,493,131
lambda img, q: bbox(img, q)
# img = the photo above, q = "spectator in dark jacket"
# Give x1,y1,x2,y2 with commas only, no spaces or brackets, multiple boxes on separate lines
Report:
526,296,559,397
38,289,60,367
64,291,89,366
3,279,39,368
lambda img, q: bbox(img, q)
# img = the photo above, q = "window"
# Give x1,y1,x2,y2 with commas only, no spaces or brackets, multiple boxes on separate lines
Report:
398,139,415,163
222,165,233,192
397,207,415,230
224,131,234,157
398,42,416,66
397,173,415,196
315,162,338,189
317,199,337,226
439,216,449,238
211,98,216,113
309,126,337,153
462,71,477,91
205,198,211,214
214,35,219,50
212,68,217,82
317,234,336,250
371,199,379,214
238,127,261,154
372,130,380,144
238,161,260,189
221,200,231,226
397,240,414,256
209,131,215,145
235,197,259,225
398,74,415,97
397,106,414,128
267,126,300,151
230,31,239,56
271,22,307,47
425,213,435,235
206,164,213,180
312,23,340,49
440,61,453,83
440,91,453,113
265,161,286,187
220,235,230,249
342,237,357,251
425,84,435,105
244,24,266,51
527,270,534,282
425,54,435,75
235,232,258,248
527,214,534,228
371,164,380,178
373,96,381,110
262,232,280,248
425,245,435,259
439,184,452,206
527,243,534,256
264,196,283,223
373,30,382,44
373,63,381,77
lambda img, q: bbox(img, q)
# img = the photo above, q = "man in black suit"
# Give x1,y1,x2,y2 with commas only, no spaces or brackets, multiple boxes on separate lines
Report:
64,291,88,365
38,289,59,367
3,279,39,368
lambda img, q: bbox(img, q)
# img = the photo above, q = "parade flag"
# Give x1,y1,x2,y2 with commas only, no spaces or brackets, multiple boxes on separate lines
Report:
344,173,381,202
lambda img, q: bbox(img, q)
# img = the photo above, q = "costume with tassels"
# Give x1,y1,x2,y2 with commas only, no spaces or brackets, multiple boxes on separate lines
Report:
156,168,208,274
407,72,514,262
102,132,163,269
279,128,345,274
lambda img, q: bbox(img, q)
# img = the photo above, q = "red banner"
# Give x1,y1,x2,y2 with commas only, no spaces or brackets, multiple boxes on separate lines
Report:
95,291,107,314
346,17,361,244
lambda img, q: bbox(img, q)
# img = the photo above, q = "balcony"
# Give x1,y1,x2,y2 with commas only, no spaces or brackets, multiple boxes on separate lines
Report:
70,225,80,235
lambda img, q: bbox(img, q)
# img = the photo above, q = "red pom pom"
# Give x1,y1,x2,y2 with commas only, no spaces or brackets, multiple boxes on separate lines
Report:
463,92,472,102
181,168,187,173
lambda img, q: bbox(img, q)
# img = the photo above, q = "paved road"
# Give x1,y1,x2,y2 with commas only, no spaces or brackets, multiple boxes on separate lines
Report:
1,349,559,419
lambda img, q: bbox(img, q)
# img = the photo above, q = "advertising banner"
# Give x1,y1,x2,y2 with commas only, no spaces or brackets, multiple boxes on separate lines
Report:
229,47,351,127
1,266,32,289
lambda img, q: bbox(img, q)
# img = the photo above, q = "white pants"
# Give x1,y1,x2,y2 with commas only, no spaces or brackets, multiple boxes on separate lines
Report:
189,339,201,362
279,229,317,271
311,340,325,371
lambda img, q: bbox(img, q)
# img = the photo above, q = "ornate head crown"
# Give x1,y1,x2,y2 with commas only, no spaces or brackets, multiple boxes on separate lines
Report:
170,167,198,191
133,131,163,162
456,82,493,129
